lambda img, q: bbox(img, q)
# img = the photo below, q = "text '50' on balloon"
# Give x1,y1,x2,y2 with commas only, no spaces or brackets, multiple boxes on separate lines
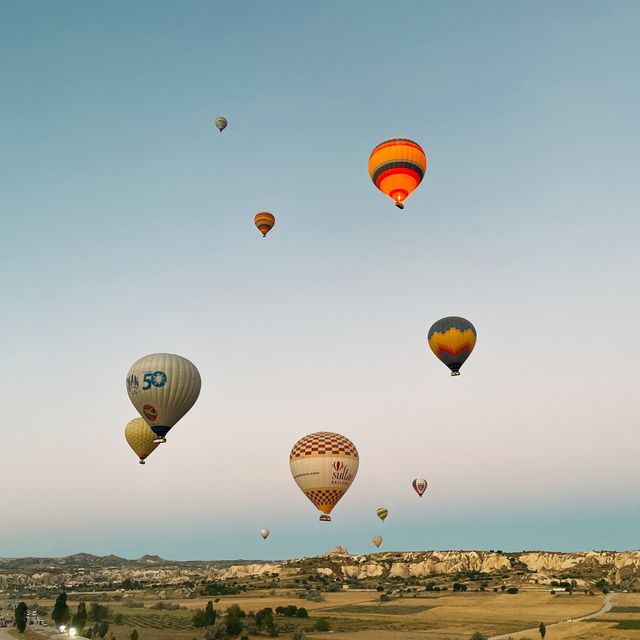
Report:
369,138,427,209
254,211,275,237
427,317,477,376
289,431,359,522
126,353,201,443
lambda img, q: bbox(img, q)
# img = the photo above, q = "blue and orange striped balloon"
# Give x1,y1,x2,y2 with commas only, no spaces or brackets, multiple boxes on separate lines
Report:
368,138,427,209
428,316,477,376
254,211,275,237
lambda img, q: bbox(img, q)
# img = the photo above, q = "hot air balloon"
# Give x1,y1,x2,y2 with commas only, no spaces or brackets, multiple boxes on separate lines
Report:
368,138,427,209
260,529,270,540
125,417,160,465
376,508,388,522
373,535,383,549
254,211,275,237
215,116,228,132
412,478,428,497
126,353,201,443
289,431,359,522
428,317,477,376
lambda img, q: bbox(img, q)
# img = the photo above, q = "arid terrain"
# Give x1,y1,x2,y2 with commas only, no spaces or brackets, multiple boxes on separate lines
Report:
2,550,640,639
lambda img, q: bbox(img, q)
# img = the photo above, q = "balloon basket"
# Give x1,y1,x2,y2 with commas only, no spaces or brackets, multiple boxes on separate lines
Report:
395,201,405,209
139,460,146,465
319,515,332,522
153,437,167,443
450,371,461,377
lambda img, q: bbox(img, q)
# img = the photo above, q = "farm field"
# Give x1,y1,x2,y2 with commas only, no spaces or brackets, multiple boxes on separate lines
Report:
11,589,640,640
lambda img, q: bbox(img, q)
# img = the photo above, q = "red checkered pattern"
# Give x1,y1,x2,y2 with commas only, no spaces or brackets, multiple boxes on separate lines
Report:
290,431,359,460
305,488,346,510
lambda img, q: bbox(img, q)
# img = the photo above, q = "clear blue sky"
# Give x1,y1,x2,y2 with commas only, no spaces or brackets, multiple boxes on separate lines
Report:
1,1,639,560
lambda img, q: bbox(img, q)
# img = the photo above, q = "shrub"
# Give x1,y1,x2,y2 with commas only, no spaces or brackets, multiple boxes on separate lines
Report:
314,618,331,632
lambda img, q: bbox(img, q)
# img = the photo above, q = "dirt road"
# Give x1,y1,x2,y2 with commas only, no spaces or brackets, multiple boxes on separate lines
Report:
489,592,614,639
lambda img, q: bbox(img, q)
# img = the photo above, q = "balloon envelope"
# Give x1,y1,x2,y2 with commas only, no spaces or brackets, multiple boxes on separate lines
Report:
373,535,383,548
254,211,275,237
376,508,388,522
125,417,159,464
126,353,201,442
289,432,359,521
369,138,427,208
215,116,228,132
260,529,270,539
412,478,428,497
428,316,477,375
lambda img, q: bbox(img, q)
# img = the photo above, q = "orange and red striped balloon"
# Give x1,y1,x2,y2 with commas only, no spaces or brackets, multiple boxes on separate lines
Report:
254,211,275,237
368,138,427,209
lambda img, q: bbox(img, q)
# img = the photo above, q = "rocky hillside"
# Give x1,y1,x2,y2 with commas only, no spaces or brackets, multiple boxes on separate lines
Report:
1,550,639,594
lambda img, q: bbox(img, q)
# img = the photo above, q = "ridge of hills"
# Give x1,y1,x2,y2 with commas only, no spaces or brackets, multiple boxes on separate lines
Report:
2,549,640,595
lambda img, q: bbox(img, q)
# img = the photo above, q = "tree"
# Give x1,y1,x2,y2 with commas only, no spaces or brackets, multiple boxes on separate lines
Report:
88,603,111,622
291,628,306,640
73,602,88,630
97,621,110,638
52,593,71,627
255,608,275,630
204,620,229,639
225,605,246,636
193,609,207,628
539,622,546,638
15,602,28,633
314,618,331,632
469,633,488,640
130,631,139,640
204,601,217,626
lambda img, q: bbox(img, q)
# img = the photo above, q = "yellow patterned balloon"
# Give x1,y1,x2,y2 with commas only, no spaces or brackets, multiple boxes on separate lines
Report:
125,418,159,465
289,432,359,522
373,535,383,548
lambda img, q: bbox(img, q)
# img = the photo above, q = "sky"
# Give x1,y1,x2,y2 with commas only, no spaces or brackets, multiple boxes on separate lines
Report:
1,1,639,561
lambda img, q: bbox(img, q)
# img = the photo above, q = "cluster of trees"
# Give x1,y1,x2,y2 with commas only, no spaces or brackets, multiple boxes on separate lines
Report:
203,581,246,596
194,602,328,638
275,606,308,618
46,594,112,638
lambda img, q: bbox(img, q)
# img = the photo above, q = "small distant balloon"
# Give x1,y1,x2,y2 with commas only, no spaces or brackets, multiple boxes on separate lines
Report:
124,418,159,465
428,316,477,376
369,138,427,209
376,508,389,522
254,211,275,237
373,535,383,549
260,529,270,540
412,478,428,497
215,116,228,132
